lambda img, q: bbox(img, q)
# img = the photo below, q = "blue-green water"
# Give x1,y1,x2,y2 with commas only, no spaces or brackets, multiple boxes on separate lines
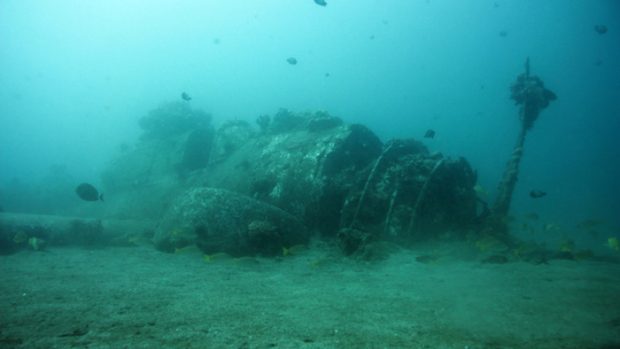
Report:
1,1,619,247
2,2,620,348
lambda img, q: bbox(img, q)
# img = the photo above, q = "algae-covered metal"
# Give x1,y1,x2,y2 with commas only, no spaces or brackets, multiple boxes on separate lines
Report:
99,106,478,256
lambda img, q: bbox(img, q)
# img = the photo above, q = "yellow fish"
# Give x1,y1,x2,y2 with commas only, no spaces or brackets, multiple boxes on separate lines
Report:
203,252,232,263
127,236,153,247
473,184,488,197
607,237,620,251
13,231,28,244
174,245,201,254
282,244,308,257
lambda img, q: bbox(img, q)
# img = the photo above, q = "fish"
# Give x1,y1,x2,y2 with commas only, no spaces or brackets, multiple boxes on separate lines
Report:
499,30,508,37
28,237,46,251
529,190,546,198
181,92,192,101
282,244,308,256
233,256,259,266
424,129,436,138
286,57,298,65
75,183,103,202
314,0,327,6
607,237,619,251
13,231,28,244
203,252,233,263
594,24,607,35
174,245,202,255
473,184,487,197
127,236,153,247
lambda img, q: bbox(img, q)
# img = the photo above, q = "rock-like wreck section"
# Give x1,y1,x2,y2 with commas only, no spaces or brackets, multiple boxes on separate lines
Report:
100,103,478,257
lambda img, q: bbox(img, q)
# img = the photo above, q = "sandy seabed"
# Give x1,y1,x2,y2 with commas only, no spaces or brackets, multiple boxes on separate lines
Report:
1,244,619,349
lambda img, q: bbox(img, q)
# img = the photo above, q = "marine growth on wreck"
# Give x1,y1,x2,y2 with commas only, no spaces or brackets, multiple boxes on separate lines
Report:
90,104,480,258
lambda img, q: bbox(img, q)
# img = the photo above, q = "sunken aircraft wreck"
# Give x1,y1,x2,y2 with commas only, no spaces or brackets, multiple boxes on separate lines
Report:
98,103,478,258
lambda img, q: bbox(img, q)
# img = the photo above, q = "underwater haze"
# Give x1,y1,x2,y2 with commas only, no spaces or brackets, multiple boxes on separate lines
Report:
1,1,620,247
4,2,620,348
